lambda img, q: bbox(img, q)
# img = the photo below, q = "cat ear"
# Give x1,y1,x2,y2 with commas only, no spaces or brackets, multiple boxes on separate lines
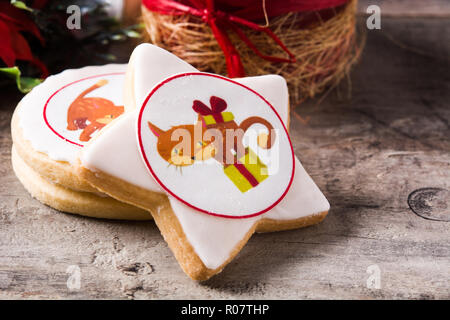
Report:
148,121,165,137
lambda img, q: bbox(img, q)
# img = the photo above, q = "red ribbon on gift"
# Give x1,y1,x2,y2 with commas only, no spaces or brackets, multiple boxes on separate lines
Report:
142,0,349,78
193,95,228,123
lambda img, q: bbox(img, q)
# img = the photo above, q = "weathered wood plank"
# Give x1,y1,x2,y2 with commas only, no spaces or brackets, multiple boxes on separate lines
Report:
0,17,449,299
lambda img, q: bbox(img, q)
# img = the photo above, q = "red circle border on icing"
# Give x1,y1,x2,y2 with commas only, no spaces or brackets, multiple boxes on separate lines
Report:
43,72,125,148
137,72,296,219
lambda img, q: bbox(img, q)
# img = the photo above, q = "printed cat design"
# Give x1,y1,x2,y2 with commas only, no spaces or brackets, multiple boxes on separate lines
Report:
67,79,124,142
148,96,276,192
192,96,275,166
147,121,214,167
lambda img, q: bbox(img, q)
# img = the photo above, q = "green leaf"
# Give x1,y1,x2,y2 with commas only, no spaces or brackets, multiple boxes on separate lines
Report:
10,0,34,12
131,23,145,30
124,30,141,38
0,67,42,93
110,34,126,41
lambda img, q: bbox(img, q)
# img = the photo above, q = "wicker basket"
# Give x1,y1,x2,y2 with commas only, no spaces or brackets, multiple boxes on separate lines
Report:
142,0,362,104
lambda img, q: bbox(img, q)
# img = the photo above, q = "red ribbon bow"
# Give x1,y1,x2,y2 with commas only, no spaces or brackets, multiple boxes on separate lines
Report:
193,96,227,115
143,0,302,78
143,0,349,77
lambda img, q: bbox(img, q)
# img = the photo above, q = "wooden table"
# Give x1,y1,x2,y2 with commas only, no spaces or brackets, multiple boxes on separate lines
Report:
0,13,449,299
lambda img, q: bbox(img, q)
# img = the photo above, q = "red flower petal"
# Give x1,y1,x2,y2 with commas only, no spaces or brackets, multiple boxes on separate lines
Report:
9,31,33,60
0,3,47,77
32,0,48,10
0,3,44,44
0,19,15,67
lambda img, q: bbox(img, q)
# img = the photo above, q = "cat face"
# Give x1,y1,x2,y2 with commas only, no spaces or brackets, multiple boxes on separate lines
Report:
148,121,216,167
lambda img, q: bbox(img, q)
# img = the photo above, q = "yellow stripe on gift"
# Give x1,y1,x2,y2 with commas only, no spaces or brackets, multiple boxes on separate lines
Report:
224,165,254,193
202,112,234,125
221,112,234,122
203,115,216,125
239,148,269,183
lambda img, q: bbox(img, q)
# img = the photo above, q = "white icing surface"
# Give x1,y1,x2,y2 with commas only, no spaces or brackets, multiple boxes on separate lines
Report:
138,73,294,217
235,75,289,126
263,157,330,221
169,196,258,268
81,44,329,270
81,112,162,193
18,64,127,164
170,157,329,269
129,44,197,110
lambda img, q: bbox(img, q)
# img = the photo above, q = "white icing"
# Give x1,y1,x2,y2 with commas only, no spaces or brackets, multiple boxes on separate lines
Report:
169,196,258,269
81,112,162,193
264,157,330,220
235,75,289,126
18,64,127,164
137,73,294,217
170,157,329,269
81,44,329,270
129,44,197,110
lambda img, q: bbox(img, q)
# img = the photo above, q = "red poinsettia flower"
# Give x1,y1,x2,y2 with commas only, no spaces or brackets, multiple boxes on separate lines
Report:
0,1,48,77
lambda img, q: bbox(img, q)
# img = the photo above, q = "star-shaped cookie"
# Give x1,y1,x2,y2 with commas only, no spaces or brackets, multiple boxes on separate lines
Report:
78,44,329,280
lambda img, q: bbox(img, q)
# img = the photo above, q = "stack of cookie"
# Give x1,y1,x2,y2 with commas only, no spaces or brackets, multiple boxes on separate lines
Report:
11,64,150,220
11,44,330,280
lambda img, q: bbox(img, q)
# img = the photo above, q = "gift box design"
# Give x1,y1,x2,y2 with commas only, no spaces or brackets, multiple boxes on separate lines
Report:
148,94,275,193
193,96,235,127
224,147,269,193
200,111,234,126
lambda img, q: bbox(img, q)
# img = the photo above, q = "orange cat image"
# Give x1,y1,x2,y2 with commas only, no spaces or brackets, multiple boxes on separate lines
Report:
147,96,276,167
67,79,124,142
148,122,215,167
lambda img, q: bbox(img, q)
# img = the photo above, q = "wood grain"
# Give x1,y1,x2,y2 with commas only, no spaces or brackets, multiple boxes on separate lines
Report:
0,17,449,299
